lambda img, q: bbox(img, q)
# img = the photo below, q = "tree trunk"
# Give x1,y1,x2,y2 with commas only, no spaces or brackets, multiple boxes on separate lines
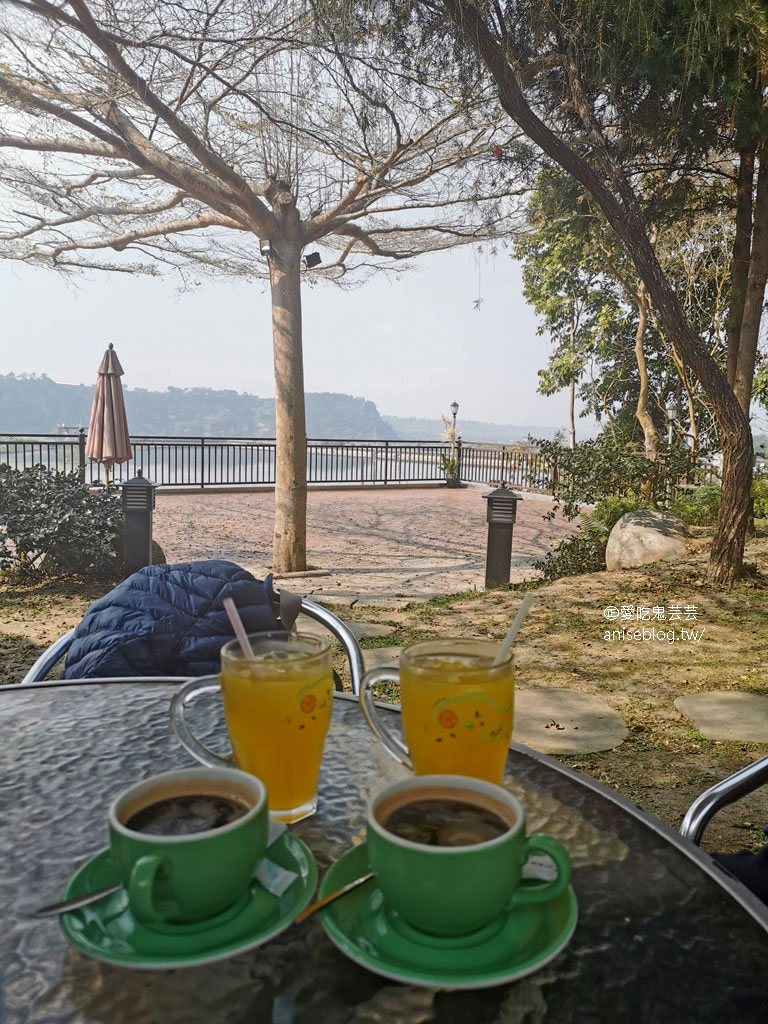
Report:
686,388,698,458
633,286,659,459
269,238,307,573
439,0,753,587
726,145,755,388
733,141,768,417
568,380,576,449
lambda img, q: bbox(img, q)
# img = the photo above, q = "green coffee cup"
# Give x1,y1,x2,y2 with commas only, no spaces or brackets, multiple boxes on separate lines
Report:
109,766,268,924
366,774,571,937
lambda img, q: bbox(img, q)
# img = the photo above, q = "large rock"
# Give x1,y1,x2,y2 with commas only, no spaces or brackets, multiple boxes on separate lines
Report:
605,509,688,571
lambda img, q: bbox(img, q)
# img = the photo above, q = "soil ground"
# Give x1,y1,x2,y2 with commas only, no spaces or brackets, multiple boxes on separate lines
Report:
2,527,766,857
151,486,576,599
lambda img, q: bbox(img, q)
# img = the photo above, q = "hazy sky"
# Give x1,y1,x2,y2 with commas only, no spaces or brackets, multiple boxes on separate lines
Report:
2,246,587,430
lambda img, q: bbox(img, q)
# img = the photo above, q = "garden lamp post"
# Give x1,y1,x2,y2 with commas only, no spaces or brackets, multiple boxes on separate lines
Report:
448,400,461,486
666,400,676,446
121,469,157,574
483,484,522,588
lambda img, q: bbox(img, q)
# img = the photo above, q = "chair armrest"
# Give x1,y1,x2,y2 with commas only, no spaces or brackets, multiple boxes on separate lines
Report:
680,754,768,845
298,599,365,696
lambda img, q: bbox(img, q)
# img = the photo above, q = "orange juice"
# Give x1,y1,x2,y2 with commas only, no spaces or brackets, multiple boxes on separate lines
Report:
400,647,514,783
219,636,333,822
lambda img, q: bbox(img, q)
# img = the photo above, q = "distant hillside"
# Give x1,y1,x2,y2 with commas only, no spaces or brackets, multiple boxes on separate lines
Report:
384,415,564,443
0,374,396,440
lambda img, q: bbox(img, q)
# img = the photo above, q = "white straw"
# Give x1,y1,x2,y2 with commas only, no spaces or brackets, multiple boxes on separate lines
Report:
223,597,255,659
493,594,535,666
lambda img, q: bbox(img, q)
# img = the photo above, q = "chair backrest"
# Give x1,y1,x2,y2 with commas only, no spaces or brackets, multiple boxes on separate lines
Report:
20,595,364,694
680,754,768,845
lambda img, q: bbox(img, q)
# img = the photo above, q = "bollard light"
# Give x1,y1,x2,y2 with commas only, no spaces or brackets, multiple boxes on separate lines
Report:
482,484,522,588
121,469,156,574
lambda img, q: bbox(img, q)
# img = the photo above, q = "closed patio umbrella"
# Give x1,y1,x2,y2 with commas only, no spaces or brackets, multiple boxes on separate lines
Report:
85,343,132,486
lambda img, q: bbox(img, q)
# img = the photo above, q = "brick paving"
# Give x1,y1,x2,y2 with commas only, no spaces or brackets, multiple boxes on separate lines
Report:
153,485,576,600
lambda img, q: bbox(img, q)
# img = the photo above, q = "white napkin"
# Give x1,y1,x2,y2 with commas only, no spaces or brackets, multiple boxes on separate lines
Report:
254,819,299,897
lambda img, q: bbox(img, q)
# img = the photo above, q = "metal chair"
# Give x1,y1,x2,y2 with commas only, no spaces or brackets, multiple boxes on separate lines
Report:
680,755,768,846
20,596,364,695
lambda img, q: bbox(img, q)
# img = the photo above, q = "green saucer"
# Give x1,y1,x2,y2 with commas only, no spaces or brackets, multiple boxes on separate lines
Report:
319,841,578,989
60,832,317,969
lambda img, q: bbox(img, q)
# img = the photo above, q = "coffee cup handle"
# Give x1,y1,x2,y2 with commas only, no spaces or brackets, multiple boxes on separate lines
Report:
512,834,572,907
128,854,180,923
170,676,236,769
360,667,413,769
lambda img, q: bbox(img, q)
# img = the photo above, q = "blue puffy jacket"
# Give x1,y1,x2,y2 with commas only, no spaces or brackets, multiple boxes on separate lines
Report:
63,560,282,679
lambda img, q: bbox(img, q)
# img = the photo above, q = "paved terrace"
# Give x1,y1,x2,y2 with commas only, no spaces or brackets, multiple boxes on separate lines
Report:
153,485,576,602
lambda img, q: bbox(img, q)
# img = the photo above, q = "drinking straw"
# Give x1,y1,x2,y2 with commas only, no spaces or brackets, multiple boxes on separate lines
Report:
493,593,535,666
223,597,255,659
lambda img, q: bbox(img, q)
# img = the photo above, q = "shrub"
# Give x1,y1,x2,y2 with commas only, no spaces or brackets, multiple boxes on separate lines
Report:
671,485,721,526
531,436,697,521
533,526,607,582
584,496,655,533
0,464,122,577
753,476,768,519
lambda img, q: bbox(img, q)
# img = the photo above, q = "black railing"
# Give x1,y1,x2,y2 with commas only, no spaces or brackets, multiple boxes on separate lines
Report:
0,433,721,492
458,442,556,492
0,433,454,488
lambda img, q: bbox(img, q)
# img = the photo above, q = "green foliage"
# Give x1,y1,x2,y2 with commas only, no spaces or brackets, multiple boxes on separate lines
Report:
534,436,696,521
534,527,607,582
752,476,768,519
536,494,654,582
582,496,655,533
515,169,730,452
0,465,122,577
439,452,459,478
671,485,722,526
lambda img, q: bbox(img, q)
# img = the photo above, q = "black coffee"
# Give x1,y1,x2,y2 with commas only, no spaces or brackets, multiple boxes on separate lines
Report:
382,798,510,847
125,794,250,837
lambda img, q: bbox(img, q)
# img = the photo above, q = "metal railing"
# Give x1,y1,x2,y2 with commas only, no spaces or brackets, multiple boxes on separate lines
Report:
0,432,721,493
0,432,454,488
458,442,556,492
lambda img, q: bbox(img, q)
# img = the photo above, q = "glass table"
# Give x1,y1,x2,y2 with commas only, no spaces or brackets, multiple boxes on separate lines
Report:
2,679,768,1022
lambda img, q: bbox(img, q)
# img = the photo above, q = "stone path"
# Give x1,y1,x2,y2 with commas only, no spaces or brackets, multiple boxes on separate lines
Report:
298,618,396,641
362,646,402,668
153,486,576,600
675,693,768,743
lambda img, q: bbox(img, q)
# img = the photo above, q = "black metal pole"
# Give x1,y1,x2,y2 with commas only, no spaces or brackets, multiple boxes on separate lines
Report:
485,522,513,589
78,428,86,483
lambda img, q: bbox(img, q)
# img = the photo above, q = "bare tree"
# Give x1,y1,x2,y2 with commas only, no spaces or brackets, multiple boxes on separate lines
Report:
0,0,525,572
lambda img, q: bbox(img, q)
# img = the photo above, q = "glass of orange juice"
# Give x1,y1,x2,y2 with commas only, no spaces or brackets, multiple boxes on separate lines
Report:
171,633,334,822
360,639,514,783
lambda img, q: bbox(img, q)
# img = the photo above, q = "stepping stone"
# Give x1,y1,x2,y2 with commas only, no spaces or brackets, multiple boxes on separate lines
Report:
309,595,359,610
513,689,627,755
363,646,402,669
675,692,768,742
297,619,396,641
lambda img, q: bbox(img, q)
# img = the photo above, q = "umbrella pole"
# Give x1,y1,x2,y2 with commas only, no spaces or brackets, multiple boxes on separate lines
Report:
104,464,110,489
